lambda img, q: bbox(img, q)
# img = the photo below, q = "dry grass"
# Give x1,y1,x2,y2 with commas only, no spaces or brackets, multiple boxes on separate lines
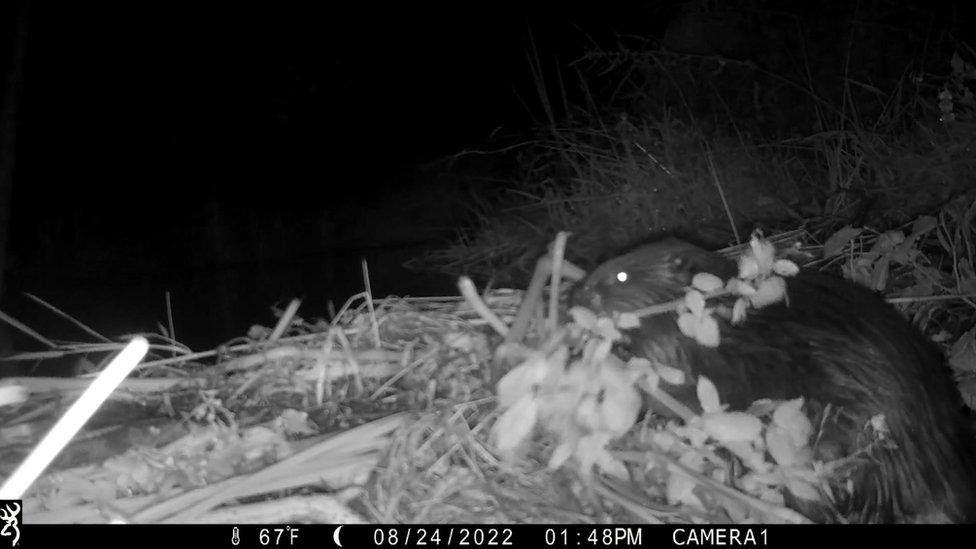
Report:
1,197,974,524
416,35,976,288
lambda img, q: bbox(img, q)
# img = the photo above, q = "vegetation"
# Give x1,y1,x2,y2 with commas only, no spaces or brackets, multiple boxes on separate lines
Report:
418,5,976,285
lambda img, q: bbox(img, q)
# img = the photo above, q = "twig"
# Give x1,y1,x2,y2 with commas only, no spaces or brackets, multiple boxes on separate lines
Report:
0,309,56,348
23,293,111,343
361,259,381,348
547,232,570,335
269,298,302,342
457,277,508,336
164,291,176,350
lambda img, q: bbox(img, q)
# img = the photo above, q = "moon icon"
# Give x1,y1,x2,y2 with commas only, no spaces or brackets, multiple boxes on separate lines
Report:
333,525,344,547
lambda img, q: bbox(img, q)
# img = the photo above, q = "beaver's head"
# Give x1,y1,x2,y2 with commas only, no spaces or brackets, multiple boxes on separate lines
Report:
571,237,734,314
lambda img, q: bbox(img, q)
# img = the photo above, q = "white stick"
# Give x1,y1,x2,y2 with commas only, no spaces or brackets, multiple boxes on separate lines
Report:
0,336,149,499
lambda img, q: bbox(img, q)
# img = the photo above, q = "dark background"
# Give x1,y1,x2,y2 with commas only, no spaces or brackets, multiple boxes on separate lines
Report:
0,2,673,350
0,1,968,352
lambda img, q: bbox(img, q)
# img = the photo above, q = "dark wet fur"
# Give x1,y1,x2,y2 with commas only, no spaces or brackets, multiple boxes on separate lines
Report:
572,238,976,523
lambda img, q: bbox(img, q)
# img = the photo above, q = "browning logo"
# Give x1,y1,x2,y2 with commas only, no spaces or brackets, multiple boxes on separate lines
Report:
0,501,21,548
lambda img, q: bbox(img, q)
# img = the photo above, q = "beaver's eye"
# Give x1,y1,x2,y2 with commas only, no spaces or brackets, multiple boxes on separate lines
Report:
614,270,629,283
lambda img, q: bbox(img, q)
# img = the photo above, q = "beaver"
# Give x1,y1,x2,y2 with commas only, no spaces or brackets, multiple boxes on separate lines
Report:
571,237,976,523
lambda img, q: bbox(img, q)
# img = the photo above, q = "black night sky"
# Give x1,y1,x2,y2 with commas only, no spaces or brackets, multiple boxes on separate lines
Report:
0,2,667,349
0,1,970,351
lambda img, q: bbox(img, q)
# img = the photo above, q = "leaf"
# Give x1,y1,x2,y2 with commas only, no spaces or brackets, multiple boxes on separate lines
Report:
601,316,625,339
772,398,812,447
592,437,630,479
675,423,710,448
650,430,679,452
598,366,643,435
694,313,721,348
496,351,558,408
641,369,661,393
870,256,891,292
492,394,539,454
247,324,269,340
444,331,475,352
696,375,722,413
577,432,615,474
731,297,749,324
758,486,786,506
591,337,614,364
773,259,799,277
960,267,976,294
678,448,706,472
495,362,537,408
785,478,822,503
657,364,686,386
747,398,778,416
948,328,976,374
574,393,602,431
749,237,777,274
910,215,937,237
898,281,933,298
684,290,707,316
0,384,28,407
678,307,721,347
823,226,862,258
241,426,290,462
274,409,317,436
956,376,976,411
869,414,890,437
670,452,707,508
615,312,640,331
739,472,762,494
627,355,653,371
750,276,787,309
766,426,806,467
874,231,905,253
692,272,725,293
701,411,762,443
666,471,700,507
951,52,964,74
724,278,743,294
738,255,760,279
569,306,598,329
547,440,575,470
677,311,698,339
725,439,769,472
